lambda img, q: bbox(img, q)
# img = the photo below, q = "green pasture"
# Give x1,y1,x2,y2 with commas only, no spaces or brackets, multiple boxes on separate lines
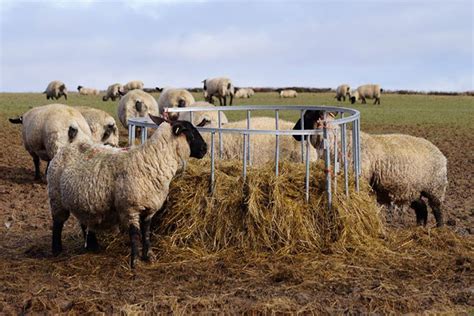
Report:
0,92,472,133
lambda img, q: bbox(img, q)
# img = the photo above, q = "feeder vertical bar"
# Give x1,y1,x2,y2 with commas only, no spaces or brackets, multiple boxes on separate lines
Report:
130,125,136,147
300,110,305,162
218,110,223,159
210,132,215,193
141,127,147,144
357,117,361,176
247,110,251,165
352,121,359,192
324,126,332,210
243,133,248,180
128,124,133,146
305,136,311,203
342,123,349,197
275,109,280,176
333,127,338,194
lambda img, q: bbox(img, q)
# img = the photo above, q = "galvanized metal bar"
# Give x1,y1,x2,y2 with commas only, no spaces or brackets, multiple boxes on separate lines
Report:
357,117,361,176
333,127,338,194
128,124,133,146
210,132,215,193
300,110,305,163
218,110,223,159
247,110,251,165
305,136,311,203
275,109,280,176
352,121,359,192
242,133,248,180
141,127,147,144
324,126,332,210
342,123,349,197
130,124,136,147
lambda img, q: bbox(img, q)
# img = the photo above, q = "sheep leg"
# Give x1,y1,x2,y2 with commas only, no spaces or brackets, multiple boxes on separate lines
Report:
361,98,366,104
129,224,141,268
52,211,70,256
32,154,41,180
426,195,444,227
80,224,99,252
139,214,152,261
229,94,233,106
410,199,428,226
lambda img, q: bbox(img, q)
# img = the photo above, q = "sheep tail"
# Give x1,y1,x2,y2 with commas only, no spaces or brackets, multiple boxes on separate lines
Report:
9,116,23,124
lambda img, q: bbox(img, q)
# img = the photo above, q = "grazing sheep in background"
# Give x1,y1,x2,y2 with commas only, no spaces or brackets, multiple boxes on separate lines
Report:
8,104,92,180
350,84,383,105
117,89,159,129
103,83,124,101
234,88,253,99
44,80,68,100
279,89,298,98
47,115,208,268
202,77,235,106
77,86,100,96
294,110,447,227
335,84,350,102
75,106,119,146
157,88,196,121
122,80,144,94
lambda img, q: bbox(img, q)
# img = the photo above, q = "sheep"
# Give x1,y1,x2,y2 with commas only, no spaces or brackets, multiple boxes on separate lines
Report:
178,101,229,127
47,115,208,268
350,84,383,105
202,77,235,106
77,86,100,96
8,104,92,180
103,83,124,101
234,88,253,99
157,88,196,121
293,110,447,227
335,84,350,102
75,106,119,146
44,80,68,100
279,89,298,98
122,80,144,94
199,116,319,165
117,89,159,129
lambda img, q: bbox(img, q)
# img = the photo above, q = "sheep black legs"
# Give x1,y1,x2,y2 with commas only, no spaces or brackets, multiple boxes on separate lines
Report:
140,214,151,262
52,212,69,256
32,154,41,180
80,224,99,252
411,199,428,226
129,224,141,268
428,198,444,227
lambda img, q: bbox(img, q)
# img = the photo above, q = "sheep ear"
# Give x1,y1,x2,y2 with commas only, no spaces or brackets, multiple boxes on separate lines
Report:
149,114,167,127
68,126,78,141
197,118,211,127
60,84,66,91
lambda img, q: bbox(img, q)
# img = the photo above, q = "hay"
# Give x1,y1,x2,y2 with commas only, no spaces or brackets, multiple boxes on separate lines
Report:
154,159,383,254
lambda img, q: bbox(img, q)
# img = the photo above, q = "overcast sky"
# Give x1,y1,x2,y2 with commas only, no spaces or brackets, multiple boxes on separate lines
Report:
0,0,472,92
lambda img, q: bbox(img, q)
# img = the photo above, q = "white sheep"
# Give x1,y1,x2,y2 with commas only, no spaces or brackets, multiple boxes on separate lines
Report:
77,85,100,96
294,110,447,227
157,88,196,121
202,77,235,106
234,88,253,99
201,116,319,165
279,89,298,98
178,101,229,127
75,106,119,146
117,89,159,129
122,80,144,93
47,115,208,268
8,104,92,180
44,80,68,100
335,84,350,102
103,83,123,102
350,84,383,105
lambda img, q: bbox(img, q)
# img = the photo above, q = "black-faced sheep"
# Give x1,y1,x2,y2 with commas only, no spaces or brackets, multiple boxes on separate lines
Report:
44,80,68,100
202,77,235,106
335,84,350,102
350,84,383,105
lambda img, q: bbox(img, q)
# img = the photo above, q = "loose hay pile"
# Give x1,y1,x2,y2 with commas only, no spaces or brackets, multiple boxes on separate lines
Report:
155,159,383,254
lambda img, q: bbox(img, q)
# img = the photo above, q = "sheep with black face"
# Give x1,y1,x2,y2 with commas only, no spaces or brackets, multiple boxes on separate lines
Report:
47,115,207,268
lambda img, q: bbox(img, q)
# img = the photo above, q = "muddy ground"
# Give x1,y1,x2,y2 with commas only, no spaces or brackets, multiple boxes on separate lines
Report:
0,114,472,314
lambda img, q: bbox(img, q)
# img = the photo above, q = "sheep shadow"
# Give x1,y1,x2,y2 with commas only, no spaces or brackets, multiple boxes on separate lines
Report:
0,165,44,184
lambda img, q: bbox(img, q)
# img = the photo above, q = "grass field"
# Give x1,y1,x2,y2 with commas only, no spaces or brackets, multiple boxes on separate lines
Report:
0,91,473,314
